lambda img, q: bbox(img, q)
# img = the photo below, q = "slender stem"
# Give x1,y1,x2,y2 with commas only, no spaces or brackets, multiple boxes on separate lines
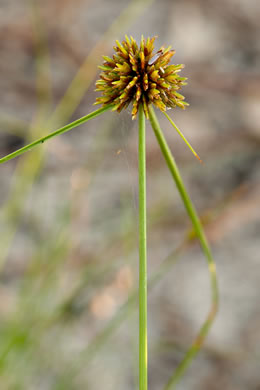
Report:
0,105,113,164
138,104,147,390
148,106,218,389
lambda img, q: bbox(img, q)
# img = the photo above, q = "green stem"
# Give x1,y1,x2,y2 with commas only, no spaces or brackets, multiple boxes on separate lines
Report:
138,104,147,390
148,106,218,389
0,105,113,164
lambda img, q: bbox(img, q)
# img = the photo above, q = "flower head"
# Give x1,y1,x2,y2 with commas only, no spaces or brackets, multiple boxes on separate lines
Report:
95,36,188,119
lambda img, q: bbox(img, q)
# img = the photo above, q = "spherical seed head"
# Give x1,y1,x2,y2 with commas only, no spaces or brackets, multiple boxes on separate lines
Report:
95,36,189,120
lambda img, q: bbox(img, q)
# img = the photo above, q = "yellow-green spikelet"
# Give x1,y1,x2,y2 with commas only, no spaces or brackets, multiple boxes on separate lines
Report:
95,36,188,119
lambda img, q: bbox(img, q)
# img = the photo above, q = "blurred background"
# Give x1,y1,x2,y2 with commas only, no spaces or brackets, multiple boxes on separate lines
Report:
0,0,260,389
